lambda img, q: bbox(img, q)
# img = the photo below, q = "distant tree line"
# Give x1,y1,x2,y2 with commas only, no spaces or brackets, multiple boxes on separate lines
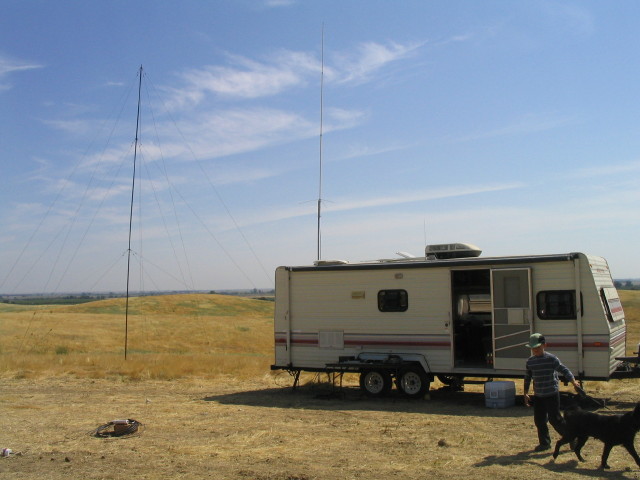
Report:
2,289,276,306
615,281,640,290
208,289,275,296
1,295,107,305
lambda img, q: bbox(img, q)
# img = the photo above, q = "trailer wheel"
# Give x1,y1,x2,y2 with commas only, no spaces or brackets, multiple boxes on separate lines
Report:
359,370,392,397
398,366,430,398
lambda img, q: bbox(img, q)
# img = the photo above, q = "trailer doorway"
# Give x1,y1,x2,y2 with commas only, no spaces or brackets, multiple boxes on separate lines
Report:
491,268,532,370
451,270,493,368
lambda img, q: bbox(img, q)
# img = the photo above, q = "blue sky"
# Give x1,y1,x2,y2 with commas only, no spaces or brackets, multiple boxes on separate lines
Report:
1,1,639,294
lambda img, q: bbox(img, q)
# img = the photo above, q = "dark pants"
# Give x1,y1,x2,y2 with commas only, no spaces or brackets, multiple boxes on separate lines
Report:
533,392,565,447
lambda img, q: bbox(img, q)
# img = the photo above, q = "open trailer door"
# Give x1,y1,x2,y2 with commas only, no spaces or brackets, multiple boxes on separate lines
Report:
492,268,532,370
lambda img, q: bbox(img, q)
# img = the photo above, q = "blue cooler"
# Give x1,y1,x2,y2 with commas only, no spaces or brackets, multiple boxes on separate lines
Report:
484,381,516,408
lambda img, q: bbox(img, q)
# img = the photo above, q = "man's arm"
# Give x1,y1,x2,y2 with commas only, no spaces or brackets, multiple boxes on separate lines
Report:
555,358,581,391
523,365,532,406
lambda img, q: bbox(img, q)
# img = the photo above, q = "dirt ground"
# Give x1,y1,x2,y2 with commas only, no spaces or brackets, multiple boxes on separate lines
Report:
2,375,640,480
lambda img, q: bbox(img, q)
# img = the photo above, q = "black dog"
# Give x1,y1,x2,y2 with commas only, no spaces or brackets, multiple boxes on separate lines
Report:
552,402,640,469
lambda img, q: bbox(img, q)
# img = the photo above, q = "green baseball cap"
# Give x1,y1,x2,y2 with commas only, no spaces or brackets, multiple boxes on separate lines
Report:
526,333,546,348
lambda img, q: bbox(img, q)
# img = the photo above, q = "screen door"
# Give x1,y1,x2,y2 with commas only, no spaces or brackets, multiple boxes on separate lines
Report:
492,268,532,370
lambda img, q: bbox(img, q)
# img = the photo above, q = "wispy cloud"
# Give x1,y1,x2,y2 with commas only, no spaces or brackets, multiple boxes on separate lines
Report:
0,53,43,91
174,107,316,159
263,0,297,7
164,40,423,109
331,41,425,85
317,184,640,262
240,182,524,228
572,160,640,179
166,50,318,108
455,112,579,142
43,119,93,136
336,141,414,162
80,105,365,178
0,54,42,76
326,182,524,212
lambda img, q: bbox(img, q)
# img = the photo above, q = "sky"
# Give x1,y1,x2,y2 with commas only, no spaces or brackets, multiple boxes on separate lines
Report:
1,0,639,294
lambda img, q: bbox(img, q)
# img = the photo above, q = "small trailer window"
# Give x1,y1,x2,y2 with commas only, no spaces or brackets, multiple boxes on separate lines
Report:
378,289,408,312
536,290,576,320
600,287,624,323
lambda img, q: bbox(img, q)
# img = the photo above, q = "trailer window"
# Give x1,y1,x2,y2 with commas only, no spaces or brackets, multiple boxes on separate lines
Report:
536,290,576,320
600,287,624,323
378,289,408,312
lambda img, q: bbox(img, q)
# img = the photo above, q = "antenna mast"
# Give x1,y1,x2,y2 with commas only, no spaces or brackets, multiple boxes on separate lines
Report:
125,65,143,359
317,24,325,262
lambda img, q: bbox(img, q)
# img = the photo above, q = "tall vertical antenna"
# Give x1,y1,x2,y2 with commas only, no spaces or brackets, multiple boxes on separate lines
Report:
125,65,143,360
423,219,428,249
317,24,325,262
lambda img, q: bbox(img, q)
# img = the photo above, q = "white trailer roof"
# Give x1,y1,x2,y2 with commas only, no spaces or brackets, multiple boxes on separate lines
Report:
284,252,584,272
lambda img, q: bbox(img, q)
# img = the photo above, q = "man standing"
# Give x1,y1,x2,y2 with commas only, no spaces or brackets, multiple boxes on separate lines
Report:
523,333,581,451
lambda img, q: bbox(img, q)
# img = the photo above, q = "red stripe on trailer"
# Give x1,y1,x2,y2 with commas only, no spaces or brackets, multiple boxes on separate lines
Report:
344,339,450,347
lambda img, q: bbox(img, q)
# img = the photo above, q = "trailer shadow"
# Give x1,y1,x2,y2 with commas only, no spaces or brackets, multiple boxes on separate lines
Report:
204,378,618,417
203,383,532,418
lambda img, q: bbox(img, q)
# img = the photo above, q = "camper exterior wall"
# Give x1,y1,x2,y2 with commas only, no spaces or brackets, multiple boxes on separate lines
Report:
282,267,452,371
585,255,626,374
273,252,625,381
526,260,580,374
520,255,625,378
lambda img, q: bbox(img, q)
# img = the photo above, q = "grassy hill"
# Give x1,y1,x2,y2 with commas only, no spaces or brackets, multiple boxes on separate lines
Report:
0,294,274,380
1,291,639,381
621,290,640,350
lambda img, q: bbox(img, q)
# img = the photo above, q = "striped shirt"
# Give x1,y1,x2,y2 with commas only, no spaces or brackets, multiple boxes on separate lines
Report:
524,351,575,398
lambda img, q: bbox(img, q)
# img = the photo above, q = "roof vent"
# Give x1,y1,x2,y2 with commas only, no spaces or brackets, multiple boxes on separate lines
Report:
314,259,349,266
425,243,482,260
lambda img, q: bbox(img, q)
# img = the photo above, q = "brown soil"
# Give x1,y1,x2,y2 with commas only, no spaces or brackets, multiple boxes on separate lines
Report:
2,376,640,479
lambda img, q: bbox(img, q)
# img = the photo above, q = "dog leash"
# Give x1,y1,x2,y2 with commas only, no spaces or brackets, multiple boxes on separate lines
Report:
575,385,608,409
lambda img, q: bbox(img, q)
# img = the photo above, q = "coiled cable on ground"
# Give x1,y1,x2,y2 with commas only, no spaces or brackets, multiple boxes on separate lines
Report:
93,419,144,438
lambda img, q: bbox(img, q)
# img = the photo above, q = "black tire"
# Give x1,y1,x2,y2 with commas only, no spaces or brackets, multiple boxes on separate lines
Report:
359,370,392,397
398,366,430,398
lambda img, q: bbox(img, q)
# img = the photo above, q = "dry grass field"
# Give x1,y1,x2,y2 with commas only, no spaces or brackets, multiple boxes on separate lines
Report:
1,291,640,479
0,294,274,380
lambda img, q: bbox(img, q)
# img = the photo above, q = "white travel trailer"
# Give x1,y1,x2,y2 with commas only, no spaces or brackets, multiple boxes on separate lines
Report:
271,244,627,397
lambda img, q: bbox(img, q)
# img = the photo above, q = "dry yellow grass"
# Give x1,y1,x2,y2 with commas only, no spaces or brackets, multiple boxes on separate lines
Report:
622,290,640,354
1,291,640,479
0,294,274,380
